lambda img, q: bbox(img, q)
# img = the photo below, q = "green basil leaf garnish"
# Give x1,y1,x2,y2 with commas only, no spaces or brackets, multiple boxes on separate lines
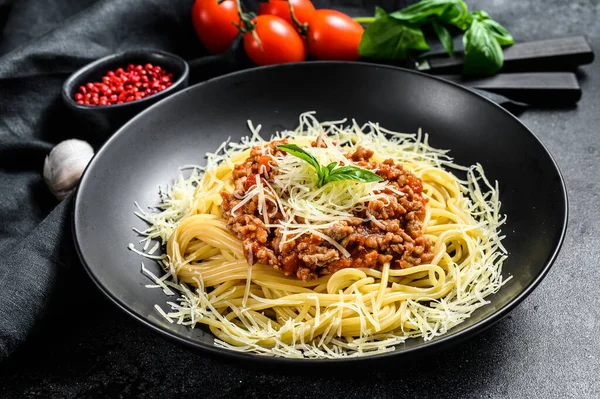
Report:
277,144,321,173
326,166,384,184
277,146,384,188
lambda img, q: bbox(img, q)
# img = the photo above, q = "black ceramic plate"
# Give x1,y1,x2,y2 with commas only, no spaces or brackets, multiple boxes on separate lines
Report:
73,62,567,366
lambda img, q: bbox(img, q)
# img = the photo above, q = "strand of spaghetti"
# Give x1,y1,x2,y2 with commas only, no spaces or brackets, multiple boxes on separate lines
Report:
326,268,368,294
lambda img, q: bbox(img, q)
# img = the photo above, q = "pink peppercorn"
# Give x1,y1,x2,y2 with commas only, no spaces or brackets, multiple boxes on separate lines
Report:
74,63,174,106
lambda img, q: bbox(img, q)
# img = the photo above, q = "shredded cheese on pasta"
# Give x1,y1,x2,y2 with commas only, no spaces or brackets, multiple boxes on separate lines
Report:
129,112,509,358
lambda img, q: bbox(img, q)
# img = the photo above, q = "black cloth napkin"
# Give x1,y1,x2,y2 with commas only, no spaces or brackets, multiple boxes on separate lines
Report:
0,0,526,362
0,0,202,361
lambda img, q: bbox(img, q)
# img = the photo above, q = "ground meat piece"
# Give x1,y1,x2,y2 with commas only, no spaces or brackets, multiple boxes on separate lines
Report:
301,249,339,266
220,141,435,281
231,139,287,182
325,222,354,241
348,146,374,162
368,196,406,220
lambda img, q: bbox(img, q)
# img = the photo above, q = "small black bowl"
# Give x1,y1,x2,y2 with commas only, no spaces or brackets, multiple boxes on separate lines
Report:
62,49,189,145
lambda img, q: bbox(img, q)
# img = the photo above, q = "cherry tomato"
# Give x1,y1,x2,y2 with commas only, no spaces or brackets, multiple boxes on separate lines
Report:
192,0,240,54
244,15,306,66
258,0,316,27
306,9,364,61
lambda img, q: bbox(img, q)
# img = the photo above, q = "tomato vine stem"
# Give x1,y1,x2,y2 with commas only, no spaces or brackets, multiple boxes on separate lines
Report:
353,17,374,25
219,0,263,51
286,0,308,35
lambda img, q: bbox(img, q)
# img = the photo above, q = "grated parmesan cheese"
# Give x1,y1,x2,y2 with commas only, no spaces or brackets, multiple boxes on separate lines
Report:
127,112,510,358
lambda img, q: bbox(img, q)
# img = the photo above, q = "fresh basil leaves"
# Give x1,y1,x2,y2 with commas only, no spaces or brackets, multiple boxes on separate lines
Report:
389,0,469,25
472,10,514,46
463,15,504,75
357,0,514,76
359,8,430,60
432,19,454,56
276,144,320,171
277,144,383,188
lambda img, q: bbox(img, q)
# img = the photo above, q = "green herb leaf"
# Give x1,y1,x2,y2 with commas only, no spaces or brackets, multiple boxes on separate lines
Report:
462,17,504,76
325,162,337,174
318,162,336,188
374,5,388,19
356,0,513,76
277,144,321,173
432,20,454,56
359,7,430,60
277,145,384,188
471,11,514,46
325,166,384,184
482,19,514,45
440,1,471,29
390,0,469,26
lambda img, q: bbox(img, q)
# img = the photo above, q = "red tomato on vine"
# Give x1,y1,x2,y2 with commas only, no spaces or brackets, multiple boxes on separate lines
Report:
258,0,316,26
192,0,240,54
306,9,364,61
243,15,306,66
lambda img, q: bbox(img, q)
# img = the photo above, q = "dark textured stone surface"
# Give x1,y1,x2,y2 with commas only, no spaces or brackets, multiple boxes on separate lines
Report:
1,0,599,397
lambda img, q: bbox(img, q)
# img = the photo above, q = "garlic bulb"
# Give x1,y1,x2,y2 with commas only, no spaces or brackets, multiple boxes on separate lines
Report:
43,139,94,200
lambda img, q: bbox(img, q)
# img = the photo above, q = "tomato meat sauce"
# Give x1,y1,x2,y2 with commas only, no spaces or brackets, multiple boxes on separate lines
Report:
220,142,434,281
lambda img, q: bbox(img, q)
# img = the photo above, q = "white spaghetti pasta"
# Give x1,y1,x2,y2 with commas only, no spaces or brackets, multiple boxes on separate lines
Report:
130,112,509,359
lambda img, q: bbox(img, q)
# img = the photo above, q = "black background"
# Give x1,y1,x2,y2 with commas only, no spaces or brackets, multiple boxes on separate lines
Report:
1,0,599,397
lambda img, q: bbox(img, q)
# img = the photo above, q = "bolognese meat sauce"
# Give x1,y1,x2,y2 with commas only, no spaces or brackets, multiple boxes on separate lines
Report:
220,142,434,281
